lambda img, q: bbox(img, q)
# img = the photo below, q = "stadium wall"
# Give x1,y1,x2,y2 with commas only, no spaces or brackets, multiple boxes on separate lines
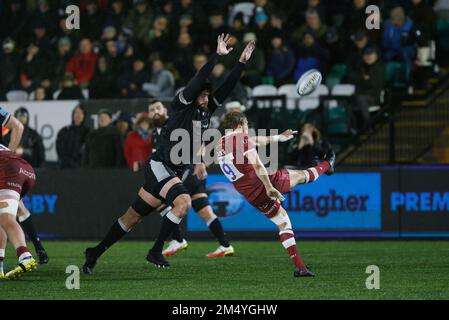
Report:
28,166,449,240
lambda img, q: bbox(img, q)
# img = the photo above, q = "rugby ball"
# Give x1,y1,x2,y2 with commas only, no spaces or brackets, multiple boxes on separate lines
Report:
296,69,322,97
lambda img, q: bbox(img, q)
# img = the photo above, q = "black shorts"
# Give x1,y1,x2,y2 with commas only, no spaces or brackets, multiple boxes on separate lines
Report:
181,165,207,196
142,159,189,205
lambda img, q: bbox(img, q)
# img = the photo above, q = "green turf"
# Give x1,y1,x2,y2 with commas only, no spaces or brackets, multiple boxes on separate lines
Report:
1,241,449,299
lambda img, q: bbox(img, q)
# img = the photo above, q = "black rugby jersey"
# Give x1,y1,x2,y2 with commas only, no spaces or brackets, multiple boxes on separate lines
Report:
152,53,245,175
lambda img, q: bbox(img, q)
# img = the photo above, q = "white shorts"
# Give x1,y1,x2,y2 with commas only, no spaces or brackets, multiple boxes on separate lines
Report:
0,189,20,216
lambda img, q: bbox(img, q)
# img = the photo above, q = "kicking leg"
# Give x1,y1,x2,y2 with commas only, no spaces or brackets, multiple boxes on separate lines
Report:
83,187,161,274
269,206,314,277
17,201,49,264
288,150,335,188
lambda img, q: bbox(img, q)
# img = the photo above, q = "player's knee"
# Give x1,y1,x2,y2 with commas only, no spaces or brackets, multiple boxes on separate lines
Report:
270,209,292,231
173,194,191,217
192,196,210,213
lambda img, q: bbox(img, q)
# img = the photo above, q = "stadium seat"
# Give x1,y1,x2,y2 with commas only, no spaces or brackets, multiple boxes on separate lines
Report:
325,105,351,135
277,84,298,110
299,97,320,111
331,84,355,96
251,84,277,109
6,90,28,102
385,62,411,88
228,2,255,26
53,90,61,100
82,89,89,99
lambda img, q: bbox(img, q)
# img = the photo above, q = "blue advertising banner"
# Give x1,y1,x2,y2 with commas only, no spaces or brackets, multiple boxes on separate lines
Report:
187,173,382,232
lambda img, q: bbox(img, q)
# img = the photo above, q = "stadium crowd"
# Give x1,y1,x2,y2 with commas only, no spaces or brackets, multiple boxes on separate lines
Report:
1,0,448,168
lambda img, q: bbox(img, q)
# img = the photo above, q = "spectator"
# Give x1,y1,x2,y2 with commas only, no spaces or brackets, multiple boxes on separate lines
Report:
123,0,158,44
81,0,106,41
383,6,416,68
287,123,331,168
203,10,228,51
210,63,248,104
143,15,171,57
291,8,328,51
240,33,265,87
4,107,45,168
52,37,73,91
103,39,123,76
123,115,152,171
343,0,369,37
30,20,51,50
117,56,151,98
170,31,195,86
252,6,271,51
101,25,117,42
83,108,124,168
346,30,370,72
293,31,329,81
115,111,133,140
89,56,117,99
409,0,437,46
31,0,58,37
348,46,385,127
0,38,20,98
65,38,98,88
32,86,49,101
266,32,295,86
142,58,175,98
230,12,245,41
104,0,128,32
57,72,85,100
0,0,29,44
56,105,90,168
20,43,52,92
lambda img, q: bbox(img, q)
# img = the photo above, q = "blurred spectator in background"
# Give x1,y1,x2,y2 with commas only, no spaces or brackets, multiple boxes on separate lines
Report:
104,0,128,32
266,31,295,86
0,0,29,44
409,0,437,46
30,20,51,50
117,56,150,98
115,111,133,140
32,86,49,101
142,58,175,98
230,12,245,41
343,0,370,38
0,38,20,98
52,37,73,91
203,10,228,52
348,46,385,127
144,15,171,56
65,38,98,88
20,43,52,93
291,8,328,51
57,72,85,100
287,123,331,168
124,114,152,172
346,30,370,72
240,33,265,87
83,108,123,168
210,63,247,104
383,6,416,68
81,0,106,41
171,31,195,86
89,56,116,99
293,30,329,81
56,105,90,169
123,0,158,45
252,5,271,51
31,0,58,37
4,107,45,168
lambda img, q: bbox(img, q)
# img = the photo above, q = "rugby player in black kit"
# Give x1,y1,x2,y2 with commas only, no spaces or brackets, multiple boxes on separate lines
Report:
83,34,255,271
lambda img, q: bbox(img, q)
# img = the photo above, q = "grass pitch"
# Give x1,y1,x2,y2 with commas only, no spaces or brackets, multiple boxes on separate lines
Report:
1,240,448,300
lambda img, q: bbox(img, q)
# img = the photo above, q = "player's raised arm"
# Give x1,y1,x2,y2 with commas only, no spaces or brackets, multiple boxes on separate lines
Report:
213,40,255,105
181,34,233,104
253,129,297,146
4,113,24,152
245,147,284,202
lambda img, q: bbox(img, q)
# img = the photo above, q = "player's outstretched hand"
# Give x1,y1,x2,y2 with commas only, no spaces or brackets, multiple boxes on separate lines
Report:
216,33,233,56
239,40,256,64
267,187,285,202
273,130,297,142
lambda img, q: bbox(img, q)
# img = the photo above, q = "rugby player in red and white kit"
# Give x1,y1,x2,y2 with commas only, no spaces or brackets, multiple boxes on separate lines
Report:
217,111,335,277
0,107,38,279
